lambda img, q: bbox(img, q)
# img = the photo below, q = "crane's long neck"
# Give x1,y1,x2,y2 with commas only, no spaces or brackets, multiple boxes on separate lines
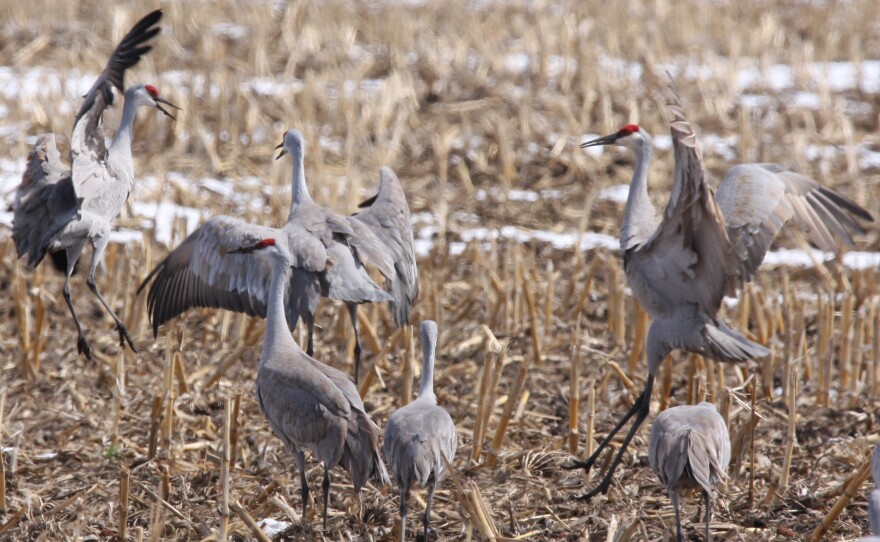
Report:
418,335,437,403
290,146,313,207
108,96,140,177
263,253,295,363
620,136,657,251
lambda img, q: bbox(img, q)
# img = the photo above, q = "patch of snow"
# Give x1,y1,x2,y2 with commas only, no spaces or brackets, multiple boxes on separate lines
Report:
599,184,630,204
258,518,291,537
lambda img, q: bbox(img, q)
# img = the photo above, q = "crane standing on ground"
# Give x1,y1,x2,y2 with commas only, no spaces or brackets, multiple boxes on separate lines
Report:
383,320,457,542
12,9,178,360
648,402,730,542
565,81,873,500
141,129,418,384
229,234,389,530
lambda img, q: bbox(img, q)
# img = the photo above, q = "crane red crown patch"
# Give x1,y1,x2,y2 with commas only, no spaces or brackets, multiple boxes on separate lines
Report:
256,239,277,248
145,84,159,98
619,124,640,136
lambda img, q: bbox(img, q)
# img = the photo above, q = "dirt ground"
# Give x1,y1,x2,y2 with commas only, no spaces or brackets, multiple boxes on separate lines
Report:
0,1,879,541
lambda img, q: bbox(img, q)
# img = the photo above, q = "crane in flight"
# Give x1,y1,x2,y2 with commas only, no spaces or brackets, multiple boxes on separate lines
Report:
12,9,178,360
565,80,873,501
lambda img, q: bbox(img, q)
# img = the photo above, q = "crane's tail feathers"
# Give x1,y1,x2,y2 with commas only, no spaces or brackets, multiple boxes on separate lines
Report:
684,429,725,492
703,321,770,363
342,411,390,490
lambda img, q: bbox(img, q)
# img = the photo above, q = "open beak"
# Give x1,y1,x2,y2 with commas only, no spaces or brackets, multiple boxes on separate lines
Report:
580,132,620,148
154,96,181,120
275,141,287,160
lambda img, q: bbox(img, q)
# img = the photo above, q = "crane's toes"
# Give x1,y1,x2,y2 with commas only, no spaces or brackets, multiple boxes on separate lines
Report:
117,324,137,353
77,336,93,361
562,459,594,471
572,485,606,502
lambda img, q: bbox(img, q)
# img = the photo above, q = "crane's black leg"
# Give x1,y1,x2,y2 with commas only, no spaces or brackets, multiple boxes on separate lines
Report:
424,473,437,541
60,244,92,360
321,465,331,530
704,489,712,542
567,374,654,501
672,490,685,542
293,451,309,521
347,303,362,384
87,237,136,352
398,486,408,542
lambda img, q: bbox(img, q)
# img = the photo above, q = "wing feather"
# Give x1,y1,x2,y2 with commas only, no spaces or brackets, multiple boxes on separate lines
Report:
625,85,733,316
70,10,163,197
12,134,77,266
138,216,329,336
717,163,873,287
349,167,420,325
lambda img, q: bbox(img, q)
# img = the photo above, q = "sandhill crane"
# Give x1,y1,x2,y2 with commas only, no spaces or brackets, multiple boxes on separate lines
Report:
12,10,178,360
383,320,457,542
229,234,389,529
140,130,418,383
566,82,873,500
648,402,730,542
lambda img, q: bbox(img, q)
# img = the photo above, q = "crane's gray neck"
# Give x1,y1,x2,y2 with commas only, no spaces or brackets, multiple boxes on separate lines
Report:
263,253,295,362
418,333,437,402
290,145,312,207
620,134,657,251
109,95,140,160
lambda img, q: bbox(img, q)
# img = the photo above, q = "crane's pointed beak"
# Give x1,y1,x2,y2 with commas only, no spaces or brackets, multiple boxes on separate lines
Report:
580,132,620,148
154,96,181,120
230,243,259,254
275,142,287,160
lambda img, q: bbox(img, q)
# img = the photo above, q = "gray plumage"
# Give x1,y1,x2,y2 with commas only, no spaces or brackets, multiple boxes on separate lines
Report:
383,320,457,542
12,10,177,360
230,236,389,530
649,402,730,542
140,130,418,384
568,80,872,500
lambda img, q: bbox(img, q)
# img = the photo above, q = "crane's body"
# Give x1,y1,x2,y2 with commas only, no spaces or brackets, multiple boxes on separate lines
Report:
868,442,880,538
567,81,873,501
12,10,177,360
231,236,388,530
383,320,457,542
141,130,418,384
649,402,730,542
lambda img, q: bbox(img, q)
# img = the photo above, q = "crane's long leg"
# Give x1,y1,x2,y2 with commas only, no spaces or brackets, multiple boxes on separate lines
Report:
61,243,91,360
398,485,408,542
566,374,655,501
321,465,331,530
293,451,309,522
347,302,363,384
704,489,712,542
672,490,685,542
86,237,136,352
424,473,437,541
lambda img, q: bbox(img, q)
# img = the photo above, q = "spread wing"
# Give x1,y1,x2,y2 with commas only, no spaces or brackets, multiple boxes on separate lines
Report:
349,167,420,326
625,84,733,317
716,163,873,288
70,9,162,201
138,216,329,336
12,134,77,266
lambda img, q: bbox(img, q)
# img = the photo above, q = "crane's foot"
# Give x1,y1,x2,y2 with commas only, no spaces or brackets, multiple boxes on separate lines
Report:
561,457,596,472
572,480,611,502
116,323,137,353
77,335,93,361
